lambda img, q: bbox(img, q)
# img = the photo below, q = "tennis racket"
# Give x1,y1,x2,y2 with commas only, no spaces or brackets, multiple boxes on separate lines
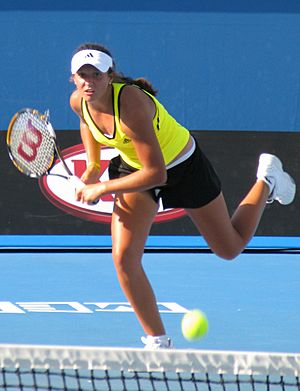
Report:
6,108,86,198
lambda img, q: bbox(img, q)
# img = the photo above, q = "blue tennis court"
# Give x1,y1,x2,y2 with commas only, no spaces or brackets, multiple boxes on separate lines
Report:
0,247,299,353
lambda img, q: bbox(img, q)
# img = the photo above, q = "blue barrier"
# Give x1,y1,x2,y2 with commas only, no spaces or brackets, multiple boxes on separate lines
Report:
1,1,300,131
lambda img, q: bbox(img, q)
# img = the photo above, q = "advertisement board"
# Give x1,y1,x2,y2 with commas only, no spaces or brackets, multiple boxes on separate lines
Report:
1,130,299,244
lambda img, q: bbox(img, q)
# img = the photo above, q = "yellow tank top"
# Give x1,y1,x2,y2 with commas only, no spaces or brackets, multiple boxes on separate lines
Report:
81,82,190,169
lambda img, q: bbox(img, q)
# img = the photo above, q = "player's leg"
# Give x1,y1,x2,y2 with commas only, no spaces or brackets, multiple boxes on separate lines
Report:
186,154,296,260
111,190,164,336
186,181,269,260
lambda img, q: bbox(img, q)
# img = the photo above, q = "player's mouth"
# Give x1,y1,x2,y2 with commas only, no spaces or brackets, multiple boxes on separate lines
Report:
84,89,95,96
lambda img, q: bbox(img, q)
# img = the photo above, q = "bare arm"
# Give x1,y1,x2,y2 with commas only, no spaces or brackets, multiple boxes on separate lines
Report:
70,91,101,184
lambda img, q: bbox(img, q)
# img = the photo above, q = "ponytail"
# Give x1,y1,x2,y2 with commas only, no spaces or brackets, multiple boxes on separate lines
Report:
111,74,158,96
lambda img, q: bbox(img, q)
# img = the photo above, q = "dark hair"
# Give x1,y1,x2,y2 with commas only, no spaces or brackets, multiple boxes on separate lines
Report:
73,43,158,96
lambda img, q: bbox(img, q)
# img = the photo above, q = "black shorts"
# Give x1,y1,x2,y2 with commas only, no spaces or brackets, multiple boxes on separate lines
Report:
108,139,222,209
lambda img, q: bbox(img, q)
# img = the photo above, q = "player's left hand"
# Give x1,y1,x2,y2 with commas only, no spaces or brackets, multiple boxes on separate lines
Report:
76,182,103,204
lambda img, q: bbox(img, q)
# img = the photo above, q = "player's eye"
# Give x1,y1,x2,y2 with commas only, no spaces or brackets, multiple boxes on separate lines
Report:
77,71,103,79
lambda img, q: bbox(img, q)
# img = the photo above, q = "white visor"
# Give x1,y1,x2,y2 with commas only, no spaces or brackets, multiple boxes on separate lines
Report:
71,49,113,74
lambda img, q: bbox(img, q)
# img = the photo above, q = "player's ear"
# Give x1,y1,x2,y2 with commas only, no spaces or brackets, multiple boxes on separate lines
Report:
108,69,115,85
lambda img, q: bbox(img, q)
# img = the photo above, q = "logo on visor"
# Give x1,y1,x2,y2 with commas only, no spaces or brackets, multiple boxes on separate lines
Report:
85,52,94,58
39,144,186,223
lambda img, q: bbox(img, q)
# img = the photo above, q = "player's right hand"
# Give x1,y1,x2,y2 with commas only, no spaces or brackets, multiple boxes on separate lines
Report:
80,164,101,185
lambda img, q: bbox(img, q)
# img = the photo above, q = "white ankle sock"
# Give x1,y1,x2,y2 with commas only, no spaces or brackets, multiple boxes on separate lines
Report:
141,334,172,348
260,176,275,196
147,335,168,343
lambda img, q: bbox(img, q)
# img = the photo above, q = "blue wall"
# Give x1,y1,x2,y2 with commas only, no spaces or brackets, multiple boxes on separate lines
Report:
1,0,300,131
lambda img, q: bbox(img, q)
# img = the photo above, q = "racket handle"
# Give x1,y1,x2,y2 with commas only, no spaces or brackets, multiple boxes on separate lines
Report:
68,176,99,205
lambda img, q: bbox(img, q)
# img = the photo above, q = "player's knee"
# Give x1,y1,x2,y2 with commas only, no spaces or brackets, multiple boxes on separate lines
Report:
112,248,128,271
112,247,141,274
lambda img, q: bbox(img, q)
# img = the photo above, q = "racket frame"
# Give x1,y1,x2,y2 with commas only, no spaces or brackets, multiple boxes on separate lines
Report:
7,108,72,179
6,108,97,203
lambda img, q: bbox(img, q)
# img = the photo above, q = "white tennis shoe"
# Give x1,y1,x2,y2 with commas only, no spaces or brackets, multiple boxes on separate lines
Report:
141,335,173,349
256,153,296,205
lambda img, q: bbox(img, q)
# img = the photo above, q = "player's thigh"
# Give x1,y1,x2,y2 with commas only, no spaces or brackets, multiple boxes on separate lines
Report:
185,192,244,258
111,191,159,258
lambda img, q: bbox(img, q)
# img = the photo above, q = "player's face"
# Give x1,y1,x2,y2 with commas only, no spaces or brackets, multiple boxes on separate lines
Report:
73,65,111,101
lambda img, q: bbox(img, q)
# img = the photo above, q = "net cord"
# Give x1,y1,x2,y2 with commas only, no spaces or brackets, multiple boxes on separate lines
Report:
0,344,299,376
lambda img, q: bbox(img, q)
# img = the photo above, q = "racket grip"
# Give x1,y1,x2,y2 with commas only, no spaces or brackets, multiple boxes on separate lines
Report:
68,176,99,205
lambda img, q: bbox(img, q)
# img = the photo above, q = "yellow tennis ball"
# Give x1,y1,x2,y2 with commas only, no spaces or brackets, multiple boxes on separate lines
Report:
181,309,209,341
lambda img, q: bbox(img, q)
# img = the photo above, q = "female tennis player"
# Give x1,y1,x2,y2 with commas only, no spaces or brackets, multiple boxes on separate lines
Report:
70,43,296,349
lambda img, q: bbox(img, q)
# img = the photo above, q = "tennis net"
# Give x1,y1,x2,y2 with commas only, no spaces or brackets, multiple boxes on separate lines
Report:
0,344,299,391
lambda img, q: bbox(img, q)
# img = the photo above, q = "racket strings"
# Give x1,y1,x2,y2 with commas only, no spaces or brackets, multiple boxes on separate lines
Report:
8,111,56,177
